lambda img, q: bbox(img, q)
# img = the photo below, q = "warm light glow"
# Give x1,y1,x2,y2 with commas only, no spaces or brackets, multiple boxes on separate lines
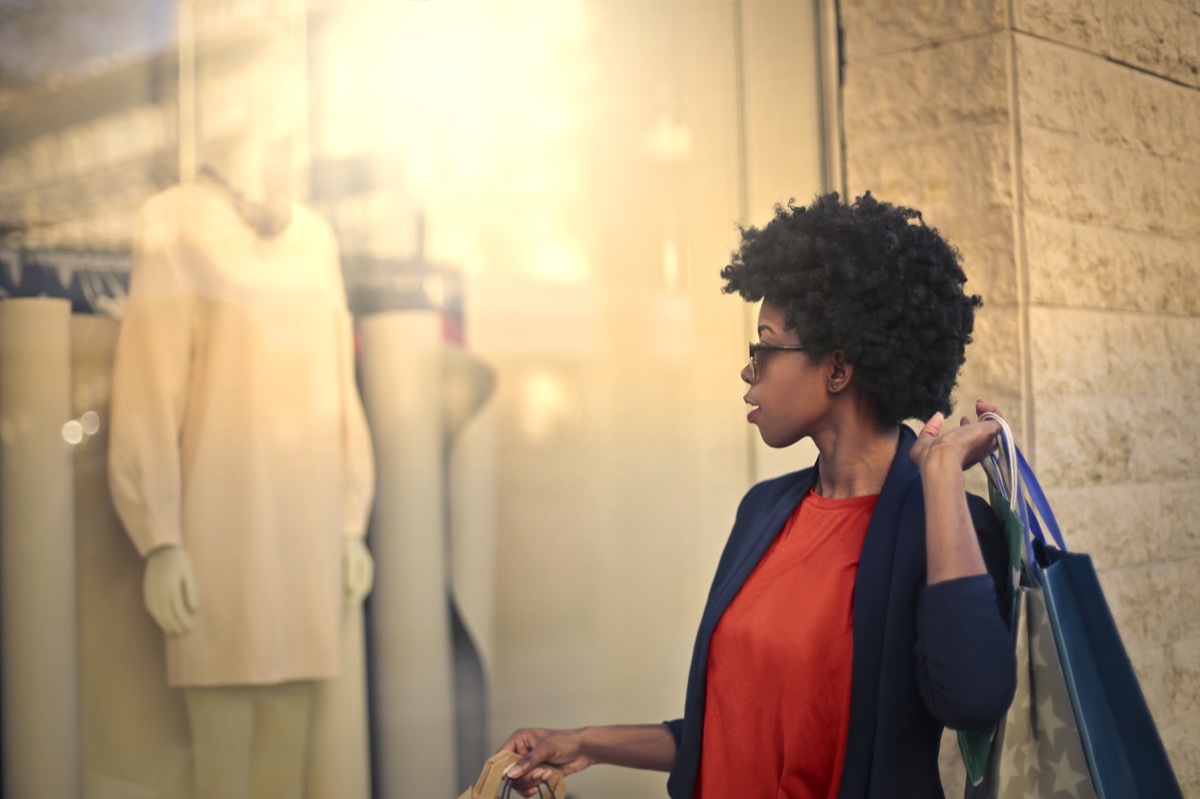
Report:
524,229,589,285
518,369,573,441
312,0,593,282
81,411,100,435
61,420,84,445
642,114,693,162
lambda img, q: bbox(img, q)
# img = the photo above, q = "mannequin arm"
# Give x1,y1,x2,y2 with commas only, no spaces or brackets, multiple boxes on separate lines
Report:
143,545,200,635
342,537,374,610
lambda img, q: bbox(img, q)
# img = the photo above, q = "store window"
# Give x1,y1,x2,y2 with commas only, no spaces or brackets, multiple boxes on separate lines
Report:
0,2,827,797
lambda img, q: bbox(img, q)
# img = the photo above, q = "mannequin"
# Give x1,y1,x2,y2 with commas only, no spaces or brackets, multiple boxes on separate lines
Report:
108,39,375,799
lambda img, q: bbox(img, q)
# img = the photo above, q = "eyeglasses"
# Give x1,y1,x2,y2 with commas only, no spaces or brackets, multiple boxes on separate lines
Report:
747,342,806,382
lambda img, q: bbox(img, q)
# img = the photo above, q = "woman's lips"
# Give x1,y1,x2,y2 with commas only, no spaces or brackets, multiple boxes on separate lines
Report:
744,395,759,423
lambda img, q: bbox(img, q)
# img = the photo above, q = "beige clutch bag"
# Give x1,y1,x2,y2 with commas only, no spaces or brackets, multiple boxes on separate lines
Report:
456,750,566,799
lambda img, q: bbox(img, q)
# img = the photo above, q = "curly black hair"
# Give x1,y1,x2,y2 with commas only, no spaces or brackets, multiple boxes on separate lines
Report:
720,191,981,426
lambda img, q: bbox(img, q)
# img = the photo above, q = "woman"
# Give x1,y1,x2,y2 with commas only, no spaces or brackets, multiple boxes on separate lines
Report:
502,192,1016,798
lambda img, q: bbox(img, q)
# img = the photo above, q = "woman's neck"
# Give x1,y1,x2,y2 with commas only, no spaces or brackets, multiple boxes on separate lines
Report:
812,419,900,499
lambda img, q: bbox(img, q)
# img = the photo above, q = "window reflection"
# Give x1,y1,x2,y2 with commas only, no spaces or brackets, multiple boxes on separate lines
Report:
0,2,825,797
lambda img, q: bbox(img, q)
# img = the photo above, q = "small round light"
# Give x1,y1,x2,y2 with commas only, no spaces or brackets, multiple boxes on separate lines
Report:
62,420,84,445
81,411,100,435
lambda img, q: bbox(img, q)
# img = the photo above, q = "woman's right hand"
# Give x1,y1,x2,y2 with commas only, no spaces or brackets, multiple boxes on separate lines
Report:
500,727,593,797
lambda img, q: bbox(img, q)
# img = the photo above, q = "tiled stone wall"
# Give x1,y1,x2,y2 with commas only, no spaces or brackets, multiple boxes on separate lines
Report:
1017,3,1200,794
841,0,1200,795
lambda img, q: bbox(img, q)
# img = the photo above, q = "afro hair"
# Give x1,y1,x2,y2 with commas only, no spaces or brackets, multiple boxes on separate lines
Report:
720,191,981,426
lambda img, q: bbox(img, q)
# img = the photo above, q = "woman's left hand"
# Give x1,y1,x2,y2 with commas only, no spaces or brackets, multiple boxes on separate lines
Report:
910,399,1004,474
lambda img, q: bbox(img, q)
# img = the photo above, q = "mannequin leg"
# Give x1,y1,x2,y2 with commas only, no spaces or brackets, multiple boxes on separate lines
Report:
185,686,254,799
251,681,316,799
186,682,315,799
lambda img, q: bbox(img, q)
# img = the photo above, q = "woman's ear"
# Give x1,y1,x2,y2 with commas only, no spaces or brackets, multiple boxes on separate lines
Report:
828,350,854,393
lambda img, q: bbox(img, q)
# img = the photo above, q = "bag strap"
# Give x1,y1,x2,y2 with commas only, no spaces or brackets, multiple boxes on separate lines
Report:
1015,446,1067,553
978,412,1067,566
466,750,566,799
979,411,1019,513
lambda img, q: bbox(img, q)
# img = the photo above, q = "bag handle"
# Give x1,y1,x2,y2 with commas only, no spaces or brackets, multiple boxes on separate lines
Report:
461,750,566,799
979,411,1019,514
978,412,1067,564
1015,446,1066,553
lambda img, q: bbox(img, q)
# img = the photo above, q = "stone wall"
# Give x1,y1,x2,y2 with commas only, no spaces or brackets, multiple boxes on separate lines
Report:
840,0,1200,794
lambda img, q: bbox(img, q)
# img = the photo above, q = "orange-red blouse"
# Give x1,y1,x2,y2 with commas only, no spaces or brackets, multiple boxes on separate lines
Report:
698,489,878,799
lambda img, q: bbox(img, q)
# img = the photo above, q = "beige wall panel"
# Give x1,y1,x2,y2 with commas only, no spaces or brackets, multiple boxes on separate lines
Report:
1032,309,1180,397
1034,391,1198,487
843,33,1009,139
1105,0,1200,88
1163,479,1200,559
839,0,1006,62
1024,212,1200,314
1017,35,1200,163
1047,483,1174,570
845,127,1013,222
1021,126,1167,233
1030,309,1199,485
1161,157,1200,238
1162,710,1200,797
957,304,1023,431
1164,637,1200,791
937,212,1019,305
1013,0,1105,51
1098,561,1200,653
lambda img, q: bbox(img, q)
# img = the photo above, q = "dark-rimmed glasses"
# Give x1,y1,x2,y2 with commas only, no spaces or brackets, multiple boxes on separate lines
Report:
748,343,806,382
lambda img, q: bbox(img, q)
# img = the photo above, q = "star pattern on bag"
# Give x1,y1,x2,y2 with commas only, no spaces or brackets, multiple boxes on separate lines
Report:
1036,692,1067,742
1049,751,1091,794
995,591,1097,799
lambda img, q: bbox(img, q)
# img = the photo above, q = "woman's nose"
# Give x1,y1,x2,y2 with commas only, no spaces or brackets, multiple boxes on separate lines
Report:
740,361,753,385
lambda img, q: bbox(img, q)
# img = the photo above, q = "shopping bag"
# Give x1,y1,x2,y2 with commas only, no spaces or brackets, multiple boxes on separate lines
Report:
456,750,566,799
962,414,1183,798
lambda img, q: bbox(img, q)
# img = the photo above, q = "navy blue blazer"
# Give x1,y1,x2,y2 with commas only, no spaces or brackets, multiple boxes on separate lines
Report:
665,426,1015,799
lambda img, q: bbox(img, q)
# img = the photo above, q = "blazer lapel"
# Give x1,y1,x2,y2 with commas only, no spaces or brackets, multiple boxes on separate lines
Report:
838,427,920,798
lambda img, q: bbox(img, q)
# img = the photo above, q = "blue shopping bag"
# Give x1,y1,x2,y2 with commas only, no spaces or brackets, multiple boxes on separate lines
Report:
962,416,1183,799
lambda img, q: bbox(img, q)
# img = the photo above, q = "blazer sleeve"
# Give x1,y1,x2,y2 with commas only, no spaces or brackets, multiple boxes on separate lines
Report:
913,492,1016,731
663,718,684,748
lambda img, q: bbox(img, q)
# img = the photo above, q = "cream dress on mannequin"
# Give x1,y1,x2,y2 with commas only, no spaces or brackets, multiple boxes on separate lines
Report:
108,176,375,687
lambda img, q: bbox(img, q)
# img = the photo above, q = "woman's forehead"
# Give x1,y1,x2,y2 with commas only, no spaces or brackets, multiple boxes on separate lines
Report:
757,301,786,327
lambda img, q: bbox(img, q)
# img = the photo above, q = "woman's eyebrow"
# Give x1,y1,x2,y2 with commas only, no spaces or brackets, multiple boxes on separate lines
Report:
757,324,775,336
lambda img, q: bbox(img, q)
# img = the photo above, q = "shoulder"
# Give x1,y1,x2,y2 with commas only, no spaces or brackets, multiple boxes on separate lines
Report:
286,202,340,258
136,183,191,225
291,201,329,229
135,182,228,242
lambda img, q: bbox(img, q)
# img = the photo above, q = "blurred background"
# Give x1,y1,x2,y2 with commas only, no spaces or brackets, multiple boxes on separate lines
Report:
0,0,1196,797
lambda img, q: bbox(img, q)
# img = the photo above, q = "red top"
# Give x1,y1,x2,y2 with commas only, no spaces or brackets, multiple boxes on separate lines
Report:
698,489,878,799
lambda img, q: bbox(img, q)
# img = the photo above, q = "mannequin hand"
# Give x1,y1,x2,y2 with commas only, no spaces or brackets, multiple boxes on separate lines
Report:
911,399,1005,474
143,546,199,635
342,538,374,610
